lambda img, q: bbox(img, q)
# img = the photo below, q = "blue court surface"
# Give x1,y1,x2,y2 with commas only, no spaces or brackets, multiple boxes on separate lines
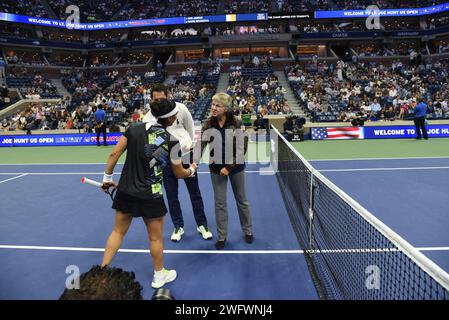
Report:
0,163,317,300
1,159,448,300
311,157,449,274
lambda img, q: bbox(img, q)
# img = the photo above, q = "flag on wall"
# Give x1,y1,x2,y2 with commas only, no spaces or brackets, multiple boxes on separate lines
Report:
311,127,364,140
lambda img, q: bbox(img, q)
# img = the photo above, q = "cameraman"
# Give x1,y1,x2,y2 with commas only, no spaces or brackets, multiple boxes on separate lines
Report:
284,115,305,141
283,115,294,133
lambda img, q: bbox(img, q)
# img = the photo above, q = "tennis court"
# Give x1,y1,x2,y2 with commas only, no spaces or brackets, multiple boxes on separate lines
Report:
0,135,448,299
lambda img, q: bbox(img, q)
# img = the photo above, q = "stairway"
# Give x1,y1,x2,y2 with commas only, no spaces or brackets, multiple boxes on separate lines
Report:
40,0,59,19
216,72,229,92
52,78,71,98
274,71,307,118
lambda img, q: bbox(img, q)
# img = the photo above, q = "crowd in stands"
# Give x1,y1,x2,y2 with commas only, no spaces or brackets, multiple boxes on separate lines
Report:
7,71,60,99
354,42,426,57
2,48,153,68
224,0,270,13
338,0,391,10
226,56,292,116
171,0,218,17
5,50,47,66
2,101,77,132
115,0,167,21
430,40,449,54
0,0,48,18
2,0,449,23
286,58,449,123
394,0,448,8
0,23,34,39
1,58,224,132
48,0,124,22
172,60,222,120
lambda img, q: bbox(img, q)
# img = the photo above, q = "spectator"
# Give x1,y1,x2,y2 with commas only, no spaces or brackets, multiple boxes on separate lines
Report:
59,266,143,300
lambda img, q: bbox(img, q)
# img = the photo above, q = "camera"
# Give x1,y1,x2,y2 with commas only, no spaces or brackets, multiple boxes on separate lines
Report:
351,118,365,127
284,115,305,141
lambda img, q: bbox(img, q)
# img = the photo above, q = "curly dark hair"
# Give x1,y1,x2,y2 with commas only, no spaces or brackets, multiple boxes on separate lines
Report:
59,265,143,300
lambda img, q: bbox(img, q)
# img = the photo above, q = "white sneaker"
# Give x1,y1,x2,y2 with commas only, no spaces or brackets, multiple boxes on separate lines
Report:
152,268,177,289
170,227,184,242
197,225,213,240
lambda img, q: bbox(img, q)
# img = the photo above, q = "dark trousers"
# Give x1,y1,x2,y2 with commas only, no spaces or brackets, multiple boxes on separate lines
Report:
96,124,107,145
163,164,207,229
414,117,428,139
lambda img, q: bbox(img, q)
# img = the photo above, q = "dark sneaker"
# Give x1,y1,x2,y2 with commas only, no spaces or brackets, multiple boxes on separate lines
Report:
215,240,226,250
245,234,254,244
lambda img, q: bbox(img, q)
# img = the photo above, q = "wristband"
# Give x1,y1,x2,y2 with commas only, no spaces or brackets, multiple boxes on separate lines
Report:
103,172,113,183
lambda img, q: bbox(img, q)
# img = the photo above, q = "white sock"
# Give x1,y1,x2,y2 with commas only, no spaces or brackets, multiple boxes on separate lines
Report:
154,268,165,276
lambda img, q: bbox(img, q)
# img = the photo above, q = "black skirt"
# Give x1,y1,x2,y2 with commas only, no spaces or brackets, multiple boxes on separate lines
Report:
112,190,167,219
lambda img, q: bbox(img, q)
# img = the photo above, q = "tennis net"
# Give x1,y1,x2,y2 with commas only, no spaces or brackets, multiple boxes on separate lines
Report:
270,126,449,300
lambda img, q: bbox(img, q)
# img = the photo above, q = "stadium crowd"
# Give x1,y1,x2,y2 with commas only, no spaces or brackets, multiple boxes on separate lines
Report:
0,58,224,132
2,0,449,22
286,58,449,122
224,0,270,13
227,56,292,115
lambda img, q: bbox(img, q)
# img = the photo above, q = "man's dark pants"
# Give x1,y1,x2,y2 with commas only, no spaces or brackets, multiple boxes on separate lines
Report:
96,124,107,146
163,163,207,229
414,116,428,139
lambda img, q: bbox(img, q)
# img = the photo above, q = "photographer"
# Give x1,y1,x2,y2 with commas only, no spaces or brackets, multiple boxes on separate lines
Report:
283,115,305,141
254,114,269,143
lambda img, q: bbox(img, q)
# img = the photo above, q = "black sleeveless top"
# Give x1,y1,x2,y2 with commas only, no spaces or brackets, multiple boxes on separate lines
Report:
118,123,180,200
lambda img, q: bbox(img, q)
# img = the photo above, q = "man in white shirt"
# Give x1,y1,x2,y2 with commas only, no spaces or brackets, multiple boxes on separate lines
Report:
143,83,212,242
370,98,382,116
261,81,269,97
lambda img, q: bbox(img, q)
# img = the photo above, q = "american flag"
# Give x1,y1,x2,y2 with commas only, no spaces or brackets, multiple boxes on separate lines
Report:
311,127,364,140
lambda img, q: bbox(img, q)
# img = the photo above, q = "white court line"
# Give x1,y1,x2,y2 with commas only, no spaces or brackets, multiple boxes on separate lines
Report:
0,244,448,254
0,245,301,254
0,174,28,184
0,171,275,175
310,156,449,162
1,157,449,166
0,161,268,166
320,166,449,172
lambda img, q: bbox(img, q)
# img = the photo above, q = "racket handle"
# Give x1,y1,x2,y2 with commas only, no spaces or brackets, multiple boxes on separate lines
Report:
81,177,103,188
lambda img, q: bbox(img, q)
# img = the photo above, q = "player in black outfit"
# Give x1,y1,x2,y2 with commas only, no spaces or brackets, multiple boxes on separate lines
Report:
100,99,197,289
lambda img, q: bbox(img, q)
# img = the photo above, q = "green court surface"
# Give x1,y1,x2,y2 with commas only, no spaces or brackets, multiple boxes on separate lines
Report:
0,139,448,163
291,138,449,160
